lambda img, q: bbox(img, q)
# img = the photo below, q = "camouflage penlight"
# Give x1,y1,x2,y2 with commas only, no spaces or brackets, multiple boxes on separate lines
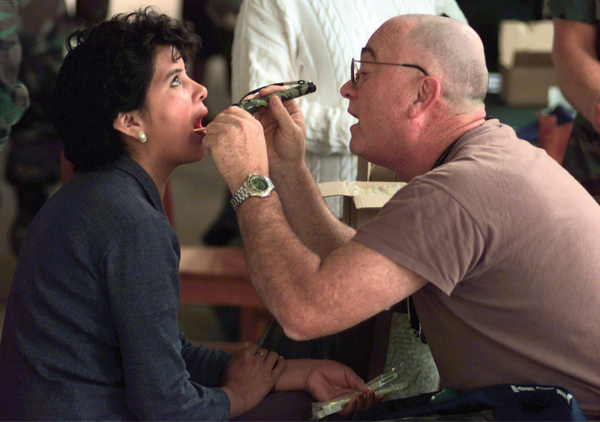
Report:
234,80,317,114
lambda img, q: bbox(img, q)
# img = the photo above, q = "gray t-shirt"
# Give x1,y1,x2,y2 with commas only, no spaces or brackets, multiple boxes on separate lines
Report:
354,119,600,416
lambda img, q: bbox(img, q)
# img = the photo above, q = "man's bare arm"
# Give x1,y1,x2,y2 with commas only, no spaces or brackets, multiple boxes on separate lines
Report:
552,18,600,132
269,161,355,258
236,194,427,340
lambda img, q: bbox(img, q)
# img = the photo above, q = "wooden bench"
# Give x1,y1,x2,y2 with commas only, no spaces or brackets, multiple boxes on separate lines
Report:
178,245,273,345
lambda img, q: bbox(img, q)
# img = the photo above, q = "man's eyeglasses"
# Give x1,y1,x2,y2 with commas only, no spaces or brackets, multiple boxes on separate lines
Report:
351,58,429,87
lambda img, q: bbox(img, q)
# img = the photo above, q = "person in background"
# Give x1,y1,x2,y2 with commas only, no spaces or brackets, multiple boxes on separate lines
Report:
0,0,29,194
546,0,600,199
204,14,600,417
0,9,377,420
4,0,108,255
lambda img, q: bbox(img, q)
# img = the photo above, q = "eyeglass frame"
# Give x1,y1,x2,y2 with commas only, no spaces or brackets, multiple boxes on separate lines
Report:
237,80,309,103
351,58,429,87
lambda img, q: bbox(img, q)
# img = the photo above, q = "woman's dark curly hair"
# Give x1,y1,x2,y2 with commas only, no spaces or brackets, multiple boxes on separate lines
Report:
51,7,201,172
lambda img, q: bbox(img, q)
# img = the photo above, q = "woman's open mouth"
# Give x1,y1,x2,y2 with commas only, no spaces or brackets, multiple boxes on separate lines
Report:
193,115,206,132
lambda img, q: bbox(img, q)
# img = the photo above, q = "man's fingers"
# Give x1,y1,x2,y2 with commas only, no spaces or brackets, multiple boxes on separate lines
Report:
267,95,297,130
340,391,380,415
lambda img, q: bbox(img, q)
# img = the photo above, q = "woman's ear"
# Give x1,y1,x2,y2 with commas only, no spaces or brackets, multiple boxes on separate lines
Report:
407,77,441,119
113,111,142,139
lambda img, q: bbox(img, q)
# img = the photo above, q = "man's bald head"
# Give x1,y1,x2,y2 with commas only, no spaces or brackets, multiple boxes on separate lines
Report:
379,15,488,112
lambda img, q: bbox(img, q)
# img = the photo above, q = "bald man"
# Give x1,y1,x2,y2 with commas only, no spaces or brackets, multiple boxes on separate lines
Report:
204,14,600,417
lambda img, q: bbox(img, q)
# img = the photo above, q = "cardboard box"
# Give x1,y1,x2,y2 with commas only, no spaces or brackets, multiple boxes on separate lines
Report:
319,181,406,228
498,20,556,106
356,157,403,182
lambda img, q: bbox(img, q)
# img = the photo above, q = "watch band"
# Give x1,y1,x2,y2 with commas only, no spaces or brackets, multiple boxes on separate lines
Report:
230,174,275,212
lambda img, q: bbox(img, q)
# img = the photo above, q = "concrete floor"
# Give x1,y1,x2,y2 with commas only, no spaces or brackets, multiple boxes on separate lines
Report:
0,55,234,343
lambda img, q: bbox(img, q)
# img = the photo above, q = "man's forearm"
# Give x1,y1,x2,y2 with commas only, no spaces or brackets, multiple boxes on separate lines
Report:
235,195,334,339
233,170,426,340
274,359,312,392
552,18,600,126
554,48,600,125
269,162,355,258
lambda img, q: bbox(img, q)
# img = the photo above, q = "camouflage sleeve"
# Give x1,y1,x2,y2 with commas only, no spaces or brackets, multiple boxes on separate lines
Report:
0,0,29,148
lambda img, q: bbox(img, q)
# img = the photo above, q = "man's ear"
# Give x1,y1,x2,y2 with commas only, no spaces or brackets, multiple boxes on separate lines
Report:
408,77,441,119
113,111,142,139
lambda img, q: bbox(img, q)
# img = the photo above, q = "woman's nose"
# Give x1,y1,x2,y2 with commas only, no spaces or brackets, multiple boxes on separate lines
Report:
195,80,208,101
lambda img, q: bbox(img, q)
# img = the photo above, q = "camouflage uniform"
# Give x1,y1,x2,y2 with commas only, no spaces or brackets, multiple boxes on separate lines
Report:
0,0,29,149
5,0,107,255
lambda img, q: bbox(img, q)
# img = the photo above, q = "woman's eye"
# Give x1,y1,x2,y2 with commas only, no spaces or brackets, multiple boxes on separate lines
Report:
171,76,181,87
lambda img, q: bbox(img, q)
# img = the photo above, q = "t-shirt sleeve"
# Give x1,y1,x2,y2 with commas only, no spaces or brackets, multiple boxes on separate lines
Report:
104,215,230,420
353,180,485,296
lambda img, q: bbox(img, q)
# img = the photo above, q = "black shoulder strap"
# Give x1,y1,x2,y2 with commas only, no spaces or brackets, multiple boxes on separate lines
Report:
407,296,427,343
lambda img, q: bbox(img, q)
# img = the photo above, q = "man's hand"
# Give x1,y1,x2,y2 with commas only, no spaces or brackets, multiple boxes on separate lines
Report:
254,86,307,175
275,359,381,416
303,360,381,414
203,106,269,194
220,344,286,418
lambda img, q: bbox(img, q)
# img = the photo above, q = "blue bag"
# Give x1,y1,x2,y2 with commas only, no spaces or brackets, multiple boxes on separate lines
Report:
353,384,587,421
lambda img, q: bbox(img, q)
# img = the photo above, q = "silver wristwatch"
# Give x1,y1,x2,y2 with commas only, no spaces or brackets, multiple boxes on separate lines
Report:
230,174,275,212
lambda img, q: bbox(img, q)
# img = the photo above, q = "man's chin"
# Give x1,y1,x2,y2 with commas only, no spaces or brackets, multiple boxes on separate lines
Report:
349,138,364,158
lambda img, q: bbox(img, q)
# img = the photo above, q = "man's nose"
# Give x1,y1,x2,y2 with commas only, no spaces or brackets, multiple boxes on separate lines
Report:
340,79,355,99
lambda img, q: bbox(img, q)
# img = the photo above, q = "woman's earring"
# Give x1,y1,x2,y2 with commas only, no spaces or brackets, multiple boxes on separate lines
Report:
137,131,147,143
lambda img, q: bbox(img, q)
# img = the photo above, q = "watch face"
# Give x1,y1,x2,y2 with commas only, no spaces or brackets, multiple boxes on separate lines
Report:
249,175,269,192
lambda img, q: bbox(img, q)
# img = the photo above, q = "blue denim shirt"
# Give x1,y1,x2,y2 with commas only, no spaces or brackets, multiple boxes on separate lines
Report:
0,155,232,420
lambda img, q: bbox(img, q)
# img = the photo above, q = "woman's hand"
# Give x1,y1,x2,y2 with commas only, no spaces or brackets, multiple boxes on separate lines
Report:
220,344,286,418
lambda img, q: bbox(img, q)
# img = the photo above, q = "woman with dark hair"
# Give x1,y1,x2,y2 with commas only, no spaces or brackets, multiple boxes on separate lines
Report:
0,8,374,420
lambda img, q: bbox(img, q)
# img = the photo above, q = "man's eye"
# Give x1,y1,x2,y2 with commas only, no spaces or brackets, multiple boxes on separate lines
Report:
171,76,181,87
